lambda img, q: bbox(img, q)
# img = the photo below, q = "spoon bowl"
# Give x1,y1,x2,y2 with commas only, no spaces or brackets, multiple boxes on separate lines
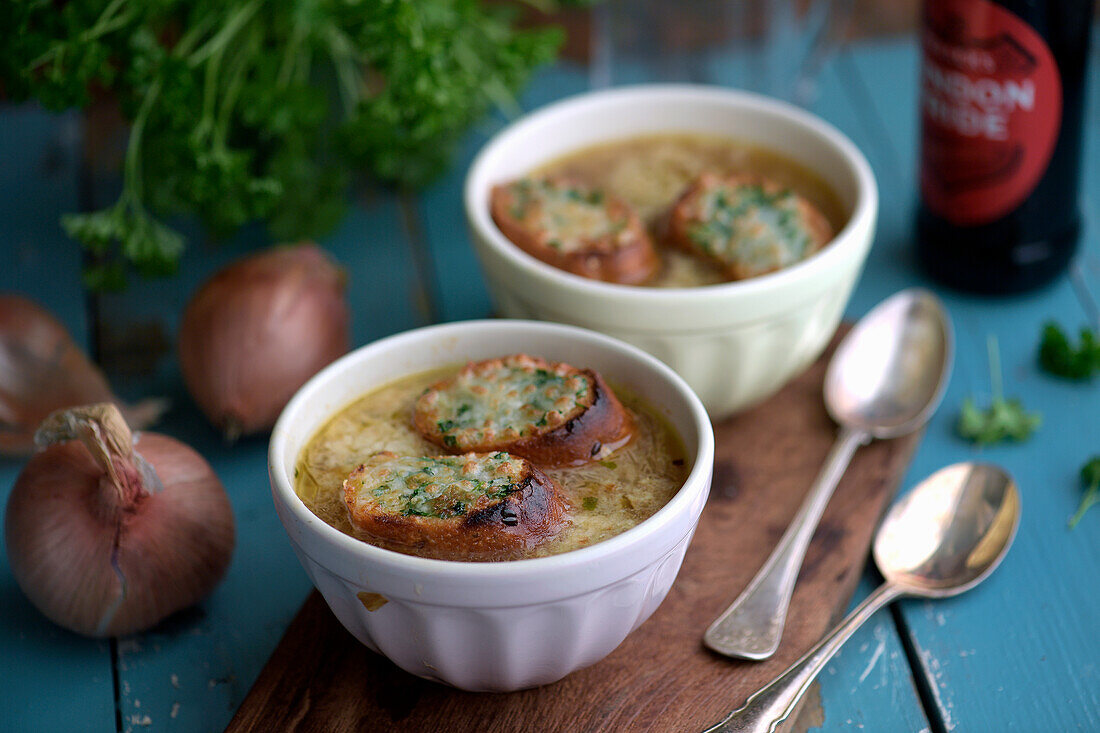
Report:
825,288,953,438
706,462,1020,733
876,463,1021,596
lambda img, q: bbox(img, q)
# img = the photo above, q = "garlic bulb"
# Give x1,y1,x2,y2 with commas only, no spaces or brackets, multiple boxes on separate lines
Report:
0,293,166,455
178,243,349,441
4,403,235,637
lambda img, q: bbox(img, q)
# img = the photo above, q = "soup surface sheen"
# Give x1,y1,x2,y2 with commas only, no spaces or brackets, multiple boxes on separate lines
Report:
534,133,847,287
295,365,689,559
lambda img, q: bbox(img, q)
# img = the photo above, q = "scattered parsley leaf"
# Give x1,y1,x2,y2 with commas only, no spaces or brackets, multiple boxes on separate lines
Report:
957,396,1041,445
1069,457,1100,529
1038,322,1100,380
581,496,598,510
957,335,1041,445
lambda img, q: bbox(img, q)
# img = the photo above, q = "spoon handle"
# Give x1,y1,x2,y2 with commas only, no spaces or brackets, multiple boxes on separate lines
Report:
704,425,870,659
703,582,905,733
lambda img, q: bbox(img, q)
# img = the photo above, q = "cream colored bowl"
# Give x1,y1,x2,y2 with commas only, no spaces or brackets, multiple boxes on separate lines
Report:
464,84,878,418
269,320,714,691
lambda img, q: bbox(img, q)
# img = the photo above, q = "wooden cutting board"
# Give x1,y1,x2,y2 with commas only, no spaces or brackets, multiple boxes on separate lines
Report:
226,327,922,733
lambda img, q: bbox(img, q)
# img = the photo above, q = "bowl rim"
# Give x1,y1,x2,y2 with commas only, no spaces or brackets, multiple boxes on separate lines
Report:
268,318,715,581
463,83,878,304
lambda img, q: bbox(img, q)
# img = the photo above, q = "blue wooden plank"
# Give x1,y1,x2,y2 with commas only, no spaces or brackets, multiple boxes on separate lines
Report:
95,191,429,731
0,105,116,731
812,572,931,732
846,37,1100,732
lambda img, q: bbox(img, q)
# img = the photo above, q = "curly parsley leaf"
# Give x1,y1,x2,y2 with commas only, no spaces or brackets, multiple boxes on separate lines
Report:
957,335,1041,445
1069,457,1100,529
957,396,1041,445
1038,322,1100,380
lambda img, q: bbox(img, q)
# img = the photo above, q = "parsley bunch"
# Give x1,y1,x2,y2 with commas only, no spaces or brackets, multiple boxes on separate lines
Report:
1,0,563,289
957,335,1041,445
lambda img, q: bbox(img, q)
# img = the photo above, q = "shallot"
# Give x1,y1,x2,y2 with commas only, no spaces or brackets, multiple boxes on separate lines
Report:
178,243,349,441
0,294,165,454
4,403,235,637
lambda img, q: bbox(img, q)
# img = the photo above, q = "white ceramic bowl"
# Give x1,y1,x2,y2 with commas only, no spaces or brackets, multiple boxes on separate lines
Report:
269,320,714,691
464,84,878,418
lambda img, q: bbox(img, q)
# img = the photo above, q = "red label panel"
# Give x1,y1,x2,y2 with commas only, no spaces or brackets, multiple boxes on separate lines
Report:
919,0,1061,225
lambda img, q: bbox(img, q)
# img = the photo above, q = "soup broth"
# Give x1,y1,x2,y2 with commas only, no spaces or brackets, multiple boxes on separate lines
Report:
295,365,689,559
534,133,847,286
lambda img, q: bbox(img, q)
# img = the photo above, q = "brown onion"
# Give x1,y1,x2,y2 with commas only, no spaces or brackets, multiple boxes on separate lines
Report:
0,294,166,455
4,403,235,637
178,243,349,441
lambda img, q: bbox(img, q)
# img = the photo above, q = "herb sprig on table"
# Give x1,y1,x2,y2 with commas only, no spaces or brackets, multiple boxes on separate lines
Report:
1,0,564,289
957,335,1041,445
1069,457,1100,529
1038,322,1100,380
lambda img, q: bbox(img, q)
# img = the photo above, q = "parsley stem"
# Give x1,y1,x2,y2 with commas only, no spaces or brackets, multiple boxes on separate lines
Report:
1069,478,1100,529
988,334,1003,402
27,0,133,69
188,0,263,67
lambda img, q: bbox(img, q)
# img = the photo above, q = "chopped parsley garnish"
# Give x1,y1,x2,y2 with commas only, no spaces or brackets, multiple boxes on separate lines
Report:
688,183,810,262
582,496,598,510
359,456,523,519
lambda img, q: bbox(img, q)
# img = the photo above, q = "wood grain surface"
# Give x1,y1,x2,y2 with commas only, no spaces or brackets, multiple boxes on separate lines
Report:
225,326,922,733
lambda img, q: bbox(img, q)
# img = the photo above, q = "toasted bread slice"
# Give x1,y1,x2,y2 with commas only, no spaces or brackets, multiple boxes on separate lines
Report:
343,451,569,560
490,176,660,285
413,354,633,468
666,173,833,280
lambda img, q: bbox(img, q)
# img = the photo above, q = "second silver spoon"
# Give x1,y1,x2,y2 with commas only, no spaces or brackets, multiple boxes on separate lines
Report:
704,288,953,660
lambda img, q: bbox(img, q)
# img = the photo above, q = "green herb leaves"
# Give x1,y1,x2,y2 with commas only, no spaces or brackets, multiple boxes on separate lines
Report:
957,336,1041,445
956,397,1041,445
1038,322,1100,380
1069,457,1100,529
3,0,561,288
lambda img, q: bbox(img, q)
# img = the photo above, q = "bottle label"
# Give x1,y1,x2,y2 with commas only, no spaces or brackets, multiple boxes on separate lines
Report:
919,0,1062,225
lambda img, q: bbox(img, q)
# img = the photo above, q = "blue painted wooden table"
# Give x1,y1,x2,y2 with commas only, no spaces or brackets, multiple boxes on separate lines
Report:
3,30,1100,733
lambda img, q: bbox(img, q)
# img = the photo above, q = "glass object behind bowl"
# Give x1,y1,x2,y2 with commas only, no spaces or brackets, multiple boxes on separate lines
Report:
590,0,854,107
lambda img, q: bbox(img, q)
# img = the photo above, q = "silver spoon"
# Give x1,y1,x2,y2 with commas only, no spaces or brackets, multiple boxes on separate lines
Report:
705,288,953,660
703,462,1020,733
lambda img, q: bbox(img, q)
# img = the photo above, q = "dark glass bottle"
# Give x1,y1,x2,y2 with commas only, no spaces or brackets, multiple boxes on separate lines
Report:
916,0,1093,294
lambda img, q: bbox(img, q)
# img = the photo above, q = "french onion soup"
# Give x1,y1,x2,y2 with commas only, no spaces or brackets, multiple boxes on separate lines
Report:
294,355,688,561
489,133,846,286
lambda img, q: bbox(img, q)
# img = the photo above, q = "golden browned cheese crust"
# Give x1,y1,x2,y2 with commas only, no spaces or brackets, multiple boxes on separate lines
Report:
413,354,634,468
666,173,833,280
490,176,660,285
342,451,569,560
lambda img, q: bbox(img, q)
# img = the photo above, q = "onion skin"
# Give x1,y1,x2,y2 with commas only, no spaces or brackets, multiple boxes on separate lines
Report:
178,243,349,441
4,406,235,637
0,294,165,455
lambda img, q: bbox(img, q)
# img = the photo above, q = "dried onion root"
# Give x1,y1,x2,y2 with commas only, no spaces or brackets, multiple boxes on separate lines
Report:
4,403,235,637
0,294,166,455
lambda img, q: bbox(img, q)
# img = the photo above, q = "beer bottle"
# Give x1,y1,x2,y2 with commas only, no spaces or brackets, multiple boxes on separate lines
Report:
915,0,1093,294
